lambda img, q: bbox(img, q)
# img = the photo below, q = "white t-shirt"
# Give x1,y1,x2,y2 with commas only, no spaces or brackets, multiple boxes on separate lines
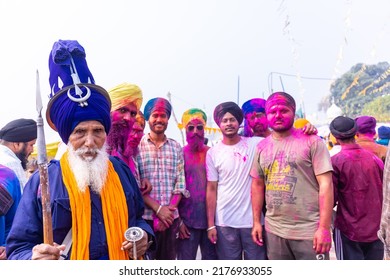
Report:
206,136,262,228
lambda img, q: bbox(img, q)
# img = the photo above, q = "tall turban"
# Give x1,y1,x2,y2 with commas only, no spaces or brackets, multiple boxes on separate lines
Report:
265,92,296,113
108,83,143,112
329,116,357,140
181,108,207,127
143,98,172,121
213,101,243,126
0,118,37,142
46,40,111,144
355,116,376,135
241,98,266,116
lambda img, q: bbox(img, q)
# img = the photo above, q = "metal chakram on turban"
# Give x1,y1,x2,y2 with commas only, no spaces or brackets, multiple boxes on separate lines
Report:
213,101,243,126
181,108,207,127
241,98,266,116
108,83,143,112
46,40,111,144
329,116,357,139
0,118,37,142
143,97,172,121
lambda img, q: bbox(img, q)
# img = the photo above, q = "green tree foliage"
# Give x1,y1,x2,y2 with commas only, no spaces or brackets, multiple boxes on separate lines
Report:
361,95,390,122
328,62,390,118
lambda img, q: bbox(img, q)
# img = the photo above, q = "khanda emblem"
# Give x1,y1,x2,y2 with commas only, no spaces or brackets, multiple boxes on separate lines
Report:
66,57,91,107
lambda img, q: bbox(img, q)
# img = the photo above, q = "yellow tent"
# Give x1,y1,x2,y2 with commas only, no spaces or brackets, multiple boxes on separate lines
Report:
31,141,61,160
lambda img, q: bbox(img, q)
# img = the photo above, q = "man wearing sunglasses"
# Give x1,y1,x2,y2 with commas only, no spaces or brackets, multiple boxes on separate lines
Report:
177,109,217,260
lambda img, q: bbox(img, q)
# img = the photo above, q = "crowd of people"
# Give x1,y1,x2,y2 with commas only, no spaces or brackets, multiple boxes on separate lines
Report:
0,39,389,260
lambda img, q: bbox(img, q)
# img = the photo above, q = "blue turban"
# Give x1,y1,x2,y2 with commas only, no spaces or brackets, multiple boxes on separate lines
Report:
241,98,266,116
46,40,111,144
378,126,390,139
144,98,172,121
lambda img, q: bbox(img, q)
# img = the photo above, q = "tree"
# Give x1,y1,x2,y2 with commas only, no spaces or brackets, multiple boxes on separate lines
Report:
324,62,390,118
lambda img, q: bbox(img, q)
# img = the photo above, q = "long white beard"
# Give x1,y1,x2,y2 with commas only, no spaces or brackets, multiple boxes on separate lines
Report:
67,144,109,194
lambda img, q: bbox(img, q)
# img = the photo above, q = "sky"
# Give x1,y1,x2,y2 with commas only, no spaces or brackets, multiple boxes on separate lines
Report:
0,0,389,144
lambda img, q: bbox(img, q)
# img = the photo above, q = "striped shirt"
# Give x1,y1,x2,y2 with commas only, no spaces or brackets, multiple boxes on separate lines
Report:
136,134,187,220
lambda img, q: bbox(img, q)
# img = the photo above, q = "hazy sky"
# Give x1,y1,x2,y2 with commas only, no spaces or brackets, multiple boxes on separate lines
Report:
0,0,389,144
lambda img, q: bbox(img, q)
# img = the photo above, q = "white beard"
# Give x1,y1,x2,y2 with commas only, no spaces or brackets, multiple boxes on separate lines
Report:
67,144,109,194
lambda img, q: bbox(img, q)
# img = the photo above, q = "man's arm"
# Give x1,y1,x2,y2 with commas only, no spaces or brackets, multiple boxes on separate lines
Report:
251,177,265,246
206,181,218,244
314,171,334,254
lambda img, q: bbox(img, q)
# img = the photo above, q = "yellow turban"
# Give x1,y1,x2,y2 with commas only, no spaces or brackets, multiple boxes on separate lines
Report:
180,108,207,129
293,118,309,129
108,83,143,112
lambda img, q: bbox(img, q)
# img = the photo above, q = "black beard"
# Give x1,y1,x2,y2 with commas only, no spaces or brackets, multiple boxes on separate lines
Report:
106,122,131,153
15,150,28,170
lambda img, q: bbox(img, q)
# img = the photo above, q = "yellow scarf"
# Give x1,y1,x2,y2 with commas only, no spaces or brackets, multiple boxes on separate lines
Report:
60,151,129,260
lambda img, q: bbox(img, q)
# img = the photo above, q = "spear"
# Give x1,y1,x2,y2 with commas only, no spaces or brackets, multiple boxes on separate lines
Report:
36,70,53,245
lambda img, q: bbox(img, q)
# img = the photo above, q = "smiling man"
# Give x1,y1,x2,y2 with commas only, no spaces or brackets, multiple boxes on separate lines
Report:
250,91,334,260
206,101,266,260
136,97,187,260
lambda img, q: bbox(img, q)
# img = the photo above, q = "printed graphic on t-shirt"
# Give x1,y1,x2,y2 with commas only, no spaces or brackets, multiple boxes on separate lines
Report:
264,150,298,209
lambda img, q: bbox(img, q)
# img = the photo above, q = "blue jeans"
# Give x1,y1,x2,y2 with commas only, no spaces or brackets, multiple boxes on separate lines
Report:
216,226,267,260
177,227,218,260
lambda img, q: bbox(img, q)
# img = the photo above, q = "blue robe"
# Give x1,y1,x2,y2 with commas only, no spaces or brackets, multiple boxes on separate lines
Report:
0,165,21,246
6,156,153,259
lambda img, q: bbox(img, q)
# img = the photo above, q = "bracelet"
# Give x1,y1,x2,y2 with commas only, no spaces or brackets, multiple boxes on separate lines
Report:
156,205,162,215
207,226,216,232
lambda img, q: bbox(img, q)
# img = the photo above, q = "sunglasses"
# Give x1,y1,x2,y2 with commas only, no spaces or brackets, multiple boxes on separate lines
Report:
187,125,204,132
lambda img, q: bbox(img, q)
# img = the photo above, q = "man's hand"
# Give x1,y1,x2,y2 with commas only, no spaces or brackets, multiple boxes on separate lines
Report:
0,246,7,260
121,230,148,259
178,221,191,239
156,205,175,227
251,223,264,246
302,123,318,135
207,227,217,245
140,179,152,196
32,243,66,260
313,227,332,254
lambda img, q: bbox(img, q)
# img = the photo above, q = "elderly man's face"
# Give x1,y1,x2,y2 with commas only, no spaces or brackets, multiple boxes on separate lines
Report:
68,120,106,160
111,103,138,130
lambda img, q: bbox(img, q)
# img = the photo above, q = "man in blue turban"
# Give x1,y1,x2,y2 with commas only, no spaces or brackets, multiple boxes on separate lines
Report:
137,97,188,260
7,40,154,260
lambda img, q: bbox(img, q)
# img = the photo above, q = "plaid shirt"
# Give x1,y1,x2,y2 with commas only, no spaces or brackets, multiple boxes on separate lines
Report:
379,145,390,259
136,134,187,220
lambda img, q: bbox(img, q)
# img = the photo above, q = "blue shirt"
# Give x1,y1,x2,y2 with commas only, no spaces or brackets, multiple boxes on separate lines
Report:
0,165,21,246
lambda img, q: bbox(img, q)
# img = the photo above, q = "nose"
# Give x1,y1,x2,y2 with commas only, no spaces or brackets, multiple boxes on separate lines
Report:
84,132,96,149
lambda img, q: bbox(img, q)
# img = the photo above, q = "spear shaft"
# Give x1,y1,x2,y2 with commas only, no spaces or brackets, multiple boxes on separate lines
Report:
36,70,53,245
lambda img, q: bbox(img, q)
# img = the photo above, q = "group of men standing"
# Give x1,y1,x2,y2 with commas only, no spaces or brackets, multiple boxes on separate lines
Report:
0,39,388,260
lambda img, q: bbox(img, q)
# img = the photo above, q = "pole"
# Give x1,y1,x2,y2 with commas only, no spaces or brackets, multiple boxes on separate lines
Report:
36,70,53,245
